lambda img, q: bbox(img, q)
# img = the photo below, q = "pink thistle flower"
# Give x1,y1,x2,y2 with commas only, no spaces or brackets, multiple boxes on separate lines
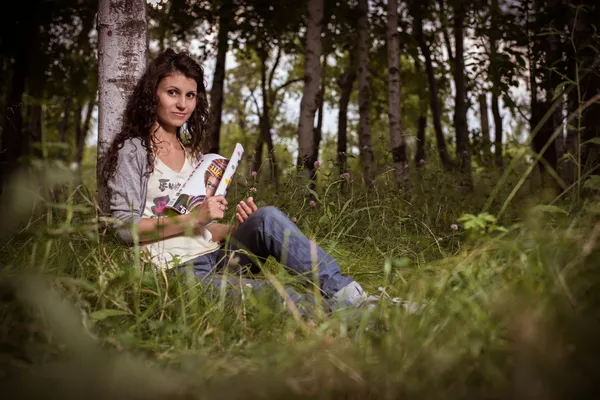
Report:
313,160,321,168
251,170,257,177
250,187,257,193
341,172,350,179
309,200,316,207
451,224,459,231
419,159,425,165
291,217,297,223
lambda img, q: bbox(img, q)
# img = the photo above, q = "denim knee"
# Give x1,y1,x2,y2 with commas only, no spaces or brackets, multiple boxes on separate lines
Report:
249,206,286,225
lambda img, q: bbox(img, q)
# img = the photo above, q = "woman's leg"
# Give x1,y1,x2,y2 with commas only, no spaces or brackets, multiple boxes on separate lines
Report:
227,206,365,305
178,249,317,309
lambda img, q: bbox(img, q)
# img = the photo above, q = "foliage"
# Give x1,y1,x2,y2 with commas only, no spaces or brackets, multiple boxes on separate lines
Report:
1,159,600,398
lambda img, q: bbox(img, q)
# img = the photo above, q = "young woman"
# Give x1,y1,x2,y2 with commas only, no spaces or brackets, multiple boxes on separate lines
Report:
102,49,369,311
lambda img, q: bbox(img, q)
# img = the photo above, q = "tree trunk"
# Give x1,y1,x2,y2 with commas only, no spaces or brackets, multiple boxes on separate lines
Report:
489,0,504,168
97,0,147,210
59,98,73,160
357,0,374,187
578,1,600,177
414,58,428,167
479,94,492,164
492,92,503,167
387,0,410,191
414,7,454,170
251,132,264,177
297,0,323,184
311,51,329,185
259,50,279,189
0,46,27,187
76,98,95,166
207,0,232,154
24,104,43,160
452,4,473,188
337,58,356,178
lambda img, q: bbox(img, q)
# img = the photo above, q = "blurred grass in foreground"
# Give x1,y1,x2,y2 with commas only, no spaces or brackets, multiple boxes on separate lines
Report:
1,158,600,399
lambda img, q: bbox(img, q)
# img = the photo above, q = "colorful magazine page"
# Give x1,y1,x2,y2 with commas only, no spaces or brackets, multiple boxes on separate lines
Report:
165,143,244,215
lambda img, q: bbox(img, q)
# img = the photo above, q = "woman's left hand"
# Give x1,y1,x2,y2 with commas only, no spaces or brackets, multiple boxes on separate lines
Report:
235,197,258,224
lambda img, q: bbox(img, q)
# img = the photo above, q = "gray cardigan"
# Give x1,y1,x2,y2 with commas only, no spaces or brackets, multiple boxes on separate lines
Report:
108,138,152,245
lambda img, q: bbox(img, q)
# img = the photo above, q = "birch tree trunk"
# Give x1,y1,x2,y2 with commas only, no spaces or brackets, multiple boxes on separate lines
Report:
387,0,410,191
357,0,374,187
208,0,233,154
452,3,473,188
97,0,147,210
297,0,323,182
479,94,492,164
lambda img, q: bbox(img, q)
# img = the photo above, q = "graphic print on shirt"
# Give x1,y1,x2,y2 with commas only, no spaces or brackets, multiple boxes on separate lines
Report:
158,178,180,192
151,195,171,216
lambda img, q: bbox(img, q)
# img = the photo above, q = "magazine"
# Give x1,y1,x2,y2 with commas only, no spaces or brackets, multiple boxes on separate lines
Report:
165,143,244,214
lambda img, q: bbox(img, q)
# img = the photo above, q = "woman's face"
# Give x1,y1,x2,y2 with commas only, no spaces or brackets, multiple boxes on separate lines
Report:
156,73,197,130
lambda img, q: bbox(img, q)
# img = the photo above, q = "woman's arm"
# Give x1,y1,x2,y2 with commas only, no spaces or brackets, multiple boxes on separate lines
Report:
135,195,229,244
205,197,259,243
136,213,196,243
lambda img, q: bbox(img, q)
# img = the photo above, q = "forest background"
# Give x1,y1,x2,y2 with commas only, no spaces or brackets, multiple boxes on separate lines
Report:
1,0,600,398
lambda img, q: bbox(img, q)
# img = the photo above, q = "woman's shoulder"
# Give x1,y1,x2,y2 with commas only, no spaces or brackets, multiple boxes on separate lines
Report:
119,137,147,156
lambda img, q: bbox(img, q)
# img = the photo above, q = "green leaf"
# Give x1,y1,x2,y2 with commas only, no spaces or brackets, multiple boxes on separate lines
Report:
584,137,600,145
90,309,130,321
552,81,571,100
583,175,600,192
307,188,320,201
317,215,329,226
531,204,568,215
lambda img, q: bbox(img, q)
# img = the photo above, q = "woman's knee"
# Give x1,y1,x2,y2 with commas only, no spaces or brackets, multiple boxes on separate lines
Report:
249,206,287,224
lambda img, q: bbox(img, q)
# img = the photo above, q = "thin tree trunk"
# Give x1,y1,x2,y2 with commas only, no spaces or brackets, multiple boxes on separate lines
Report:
97,0,147,211
453,4,473,188
414,8,454,170
492,92,503,167
207,0,232,154
59,98,73,160
251,132,264,176
312,51,329,184
479,94,492,164
439,0,455,64
414,57,428,167
76,98,95,166
489,0,504,168
337,58,356,179
259,50,279,189
24,103,43,160
297,0,323,183
0,47,27,187
387,0,410,191
357,0,374,187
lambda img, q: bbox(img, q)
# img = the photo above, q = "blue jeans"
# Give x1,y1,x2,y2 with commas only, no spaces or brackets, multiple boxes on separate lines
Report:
178,206,354,308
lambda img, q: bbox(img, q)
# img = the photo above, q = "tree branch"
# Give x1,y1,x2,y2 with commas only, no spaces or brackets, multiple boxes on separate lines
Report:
268,46,282,95
273,78,303,95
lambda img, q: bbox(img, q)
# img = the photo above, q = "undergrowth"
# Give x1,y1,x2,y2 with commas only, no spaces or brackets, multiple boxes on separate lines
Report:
0,158,599,399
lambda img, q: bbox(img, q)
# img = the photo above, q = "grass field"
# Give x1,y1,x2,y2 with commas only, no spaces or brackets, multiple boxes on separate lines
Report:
1,159,599,399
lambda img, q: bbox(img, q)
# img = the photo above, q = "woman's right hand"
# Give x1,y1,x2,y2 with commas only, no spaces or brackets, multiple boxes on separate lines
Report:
191,195,228,227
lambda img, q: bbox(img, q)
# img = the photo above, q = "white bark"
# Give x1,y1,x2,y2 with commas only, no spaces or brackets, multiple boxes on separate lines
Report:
357,0,374,186
97,0,147,206
297,0,323,178
386,0,410,191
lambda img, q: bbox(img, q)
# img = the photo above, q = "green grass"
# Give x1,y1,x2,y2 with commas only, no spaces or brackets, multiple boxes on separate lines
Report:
1,159,600,399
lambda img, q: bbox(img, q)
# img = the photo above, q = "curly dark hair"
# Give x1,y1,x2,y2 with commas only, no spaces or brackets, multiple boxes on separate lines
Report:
101,48,210,187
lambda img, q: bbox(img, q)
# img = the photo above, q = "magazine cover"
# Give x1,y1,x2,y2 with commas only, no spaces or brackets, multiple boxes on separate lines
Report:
166,143,244,214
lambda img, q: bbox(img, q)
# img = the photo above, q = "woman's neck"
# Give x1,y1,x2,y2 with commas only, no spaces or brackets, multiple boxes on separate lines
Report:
152,122,179,146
